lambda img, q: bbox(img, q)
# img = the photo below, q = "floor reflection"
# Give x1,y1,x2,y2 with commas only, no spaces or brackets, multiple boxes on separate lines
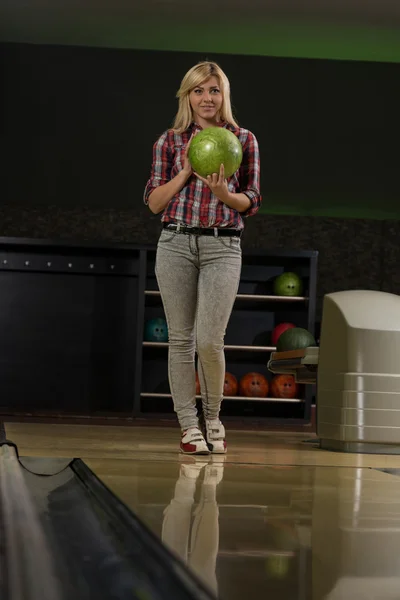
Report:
85,456,400,600
86,457,313,599
312,467,400,600
9,424,400,599
161,457,225,595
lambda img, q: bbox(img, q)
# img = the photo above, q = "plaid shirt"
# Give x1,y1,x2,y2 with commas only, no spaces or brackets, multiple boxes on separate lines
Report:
143,122,261,229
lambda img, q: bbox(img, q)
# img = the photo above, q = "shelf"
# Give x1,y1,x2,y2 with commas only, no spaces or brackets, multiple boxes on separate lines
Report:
141,247,316,423
217,550,295,558
140,393,303,404
143,342,275,352
145,290,307,303
142,503,270,510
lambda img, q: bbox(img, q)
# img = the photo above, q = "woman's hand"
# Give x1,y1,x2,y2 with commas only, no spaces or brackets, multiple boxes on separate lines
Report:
182,135,194,178
194,163,229,203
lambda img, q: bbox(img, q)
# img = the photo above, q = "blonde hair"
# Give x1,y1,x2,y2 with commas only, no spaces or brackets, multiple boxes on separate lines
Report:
172,61,239,133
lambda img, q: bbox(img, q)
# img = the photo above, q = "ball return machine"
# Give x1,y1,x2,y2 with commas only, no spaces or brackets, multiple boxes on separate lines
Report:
268,290,400,454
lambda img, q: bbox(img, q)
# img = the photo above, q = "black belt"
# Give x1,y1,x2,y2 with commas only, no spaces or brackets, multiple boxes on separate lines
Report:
162,223,242,237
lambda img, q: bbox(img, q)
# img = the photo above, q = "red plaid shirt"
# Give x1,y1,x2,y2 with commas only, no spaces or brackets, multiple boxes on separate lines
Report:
143,122,261,229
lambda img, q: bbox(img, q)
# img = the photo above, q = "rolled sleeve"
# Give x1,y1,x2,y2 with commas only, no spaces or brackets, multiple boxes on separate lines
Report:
239,131,262,217
143,131,172,205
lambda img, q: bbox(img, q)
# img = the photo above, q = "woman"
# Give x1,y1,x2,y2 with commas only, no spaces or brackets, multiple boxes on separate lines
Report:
144,61,261,455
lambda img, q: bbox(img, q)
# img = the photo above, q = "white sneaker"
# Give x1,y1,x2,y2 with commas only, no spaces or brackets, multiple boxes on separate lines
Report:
204,419,227,454
180,428,210,455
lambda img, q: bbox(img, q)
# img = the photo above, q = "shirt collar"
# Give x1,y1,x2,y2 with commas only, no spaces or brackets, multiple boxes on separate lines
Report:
190,120,230,132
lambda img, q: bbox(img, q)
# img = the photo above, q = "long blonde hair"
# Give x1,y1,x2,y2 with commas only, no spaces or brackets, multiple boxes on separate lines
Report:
172,61,239,133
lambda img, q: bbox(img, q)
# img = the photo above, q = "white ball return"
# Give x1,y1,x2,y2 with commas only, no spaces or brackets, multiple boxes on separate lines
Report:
268,290,400,454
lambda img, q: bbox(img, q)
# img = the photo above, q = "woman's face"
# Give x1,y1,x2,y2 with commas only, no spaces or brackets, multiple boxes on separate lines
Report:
189,76,223,125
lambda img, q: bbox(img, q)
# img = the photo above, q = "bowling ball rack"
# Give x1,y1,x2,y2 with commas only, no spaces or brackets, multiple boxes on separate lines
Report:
0,436,215,600
268,347,319,384
0,236,318,427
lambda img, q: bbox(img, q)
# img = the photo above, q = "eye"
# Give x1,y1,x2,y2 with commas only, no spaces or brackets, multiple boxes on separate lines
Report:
193,89,202,94
211,88,221,94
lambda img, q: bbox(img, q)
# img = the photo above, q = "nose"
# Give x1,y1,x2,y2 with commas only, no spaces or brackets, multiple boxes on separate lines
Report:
203,91,212,102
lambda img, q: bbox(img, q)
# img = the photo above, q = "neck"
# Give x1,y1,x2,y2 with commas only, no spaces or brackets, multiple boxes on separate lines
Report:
195,115,221,130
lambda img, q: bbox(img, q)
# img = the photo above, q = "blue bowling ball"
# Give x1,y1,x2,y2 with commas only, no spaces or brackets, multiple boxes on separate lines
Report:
144,317,168,342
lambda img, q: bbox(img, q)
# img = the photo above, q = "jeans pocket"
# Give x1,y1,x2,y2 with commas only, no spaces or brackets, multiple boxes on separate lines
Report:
230,236,241,250
158,230,178,243
217,236,241,251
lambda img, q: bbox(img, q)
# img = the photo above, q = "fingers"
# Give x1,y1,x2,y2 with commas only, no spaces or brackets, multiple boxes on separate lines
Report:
195,173,216,186
185,133,197,159
219,163,225,183
209,173,219,186
194,170,226,188
194,172,208,185
185,135,193,157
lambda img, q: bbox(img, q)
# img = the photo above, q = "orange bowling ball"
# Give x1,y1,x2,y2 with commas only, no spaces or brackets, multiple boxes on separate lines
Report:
270,374,299,399
239,372,269,398
224,372,238,396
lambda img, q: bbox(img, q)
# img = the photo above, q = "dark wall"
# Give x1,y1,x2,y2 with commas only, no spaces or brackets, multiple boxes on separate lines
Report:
1,203,399,322
1,41,400,320
1,41,399,218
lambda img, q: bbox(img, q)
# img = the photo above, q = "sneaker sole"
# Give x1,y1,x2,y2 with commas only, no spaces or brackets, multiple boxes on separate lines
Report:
207,443,227,454
200,420,227,455
180,447,210,455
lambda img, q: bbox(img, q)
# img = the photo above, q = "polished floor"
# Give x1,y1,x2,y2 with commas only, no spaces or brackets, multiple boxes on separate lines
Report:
6,422,400,599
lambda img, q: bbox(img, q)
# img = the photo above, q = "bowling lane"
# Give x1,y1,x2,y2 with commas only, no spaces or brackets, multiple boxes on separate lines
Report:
85,456,400,600
6,423,400,598
7,422,400,468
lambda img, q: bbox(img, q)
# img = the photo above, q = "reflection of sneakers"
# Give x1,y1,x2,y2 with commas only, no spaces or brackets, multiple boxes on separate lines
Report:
204,419,227,454
180,459,208,480
180,428,210,455
209,453,227,465
204,462,225,486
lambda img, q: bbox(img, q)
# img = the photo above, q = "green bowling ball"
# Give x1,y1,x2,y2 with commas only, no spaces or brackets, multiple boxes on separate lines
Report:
189,127,243,179
273,272,303,297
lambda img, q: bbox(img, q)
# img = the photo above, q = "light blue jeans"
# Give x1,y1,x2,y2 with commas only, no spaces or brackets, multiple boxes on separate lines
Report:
155,228,242,431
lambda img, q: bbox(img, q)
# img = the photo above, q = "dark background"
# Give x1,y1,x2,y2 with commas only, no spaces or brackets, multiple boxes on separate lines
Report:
1,41,400,318
1,42,399,218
